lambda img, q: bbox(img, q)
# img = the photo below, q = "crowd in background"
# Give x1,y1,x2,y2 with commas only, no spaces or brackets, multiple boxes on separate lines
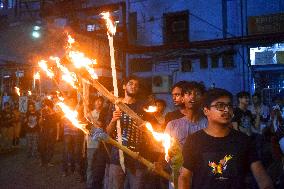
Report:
0,77,283,189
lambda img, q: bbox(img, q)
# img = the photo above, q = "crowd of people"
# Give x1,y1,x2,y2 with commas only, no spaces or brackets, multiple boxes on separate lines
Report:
0,75,284,189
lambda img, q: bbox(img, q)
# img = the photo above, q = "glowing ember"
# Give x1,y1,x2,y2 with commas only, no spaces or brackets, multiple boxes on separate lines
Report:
15,87,20,96
50,56,78,89
34,72,40,80
145,122,171,161
56,102,88,134
144,106,157,113
68,51,98,80
28,91,32,95
101,12,117,35
38,60,54,78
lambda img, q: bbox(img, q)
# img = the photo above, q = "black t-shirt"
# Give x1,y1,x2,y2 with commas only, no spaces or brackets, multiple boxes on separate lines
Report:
232,107,254,130
41,108,59,132
108,101,147,166
164,109,184,129
183,129,259,189
26,112,40,133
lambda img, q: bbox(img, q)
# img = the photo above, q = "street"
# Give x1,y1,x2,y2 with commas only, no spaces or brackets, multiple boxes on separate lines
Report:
0,141,85,189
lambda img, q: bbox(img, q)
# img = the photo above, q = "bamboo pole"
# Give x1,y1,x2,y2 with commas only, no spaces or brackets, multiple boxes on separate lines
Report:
89,79,146,126
105,136,171,181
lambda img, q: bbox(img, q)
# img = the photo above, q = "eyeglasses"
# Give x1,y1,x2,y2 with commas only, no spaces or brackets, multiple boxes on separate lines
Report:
210,103,233,111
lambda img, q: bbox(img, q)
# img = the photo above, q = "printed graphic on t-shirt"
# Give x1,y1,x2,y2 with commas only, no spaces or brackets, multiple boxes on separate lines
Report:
208,155,232,176
28,115,38,128
203,152,236,181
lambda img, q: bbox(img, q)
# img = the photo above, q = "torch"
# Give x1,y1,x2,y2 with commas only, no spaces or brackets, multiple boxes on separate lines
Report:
101,12,125,172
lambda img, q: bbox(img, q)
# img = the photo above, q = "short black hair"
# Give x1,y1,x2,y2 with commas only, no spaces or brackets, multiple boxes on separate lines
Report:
155,99,167,108
171,80,189,92
94,96,104,103
236,91,250,99
122,75,140,85
203,88,233,108
182,81,206,95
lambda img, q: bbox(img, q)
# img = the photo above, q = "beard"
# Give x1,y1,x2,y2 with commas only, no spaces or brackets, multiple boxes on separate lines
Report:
126,91,137,98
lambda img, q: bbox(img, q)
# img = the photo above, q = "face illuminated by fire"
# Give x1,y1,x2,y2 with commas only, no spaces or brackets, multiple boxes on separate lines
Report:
124,79,139,98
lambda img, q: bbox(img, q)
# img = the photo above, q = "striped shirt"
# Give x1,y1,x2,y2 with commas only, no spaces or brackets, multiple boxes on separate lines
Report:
165,116,207,147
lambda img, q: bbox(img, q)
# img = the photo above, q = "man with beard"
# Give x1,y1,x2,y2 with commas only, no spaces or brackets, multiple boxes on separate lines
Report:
106,76,150,189
178,88,274,189
164,81,189,129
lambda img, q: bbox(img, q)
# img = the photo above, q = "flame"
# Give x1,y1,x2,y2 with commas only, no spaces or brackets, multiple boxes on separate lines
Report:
144,106,157,113
38,60,54,78
101,12,117,35
67,34,75,48
145,122,171,161
56,102,88,134
34,72,40,80
50,56,78,89
28,91,32,95
15,87,20,96
47,95,52,100
68,51,98,80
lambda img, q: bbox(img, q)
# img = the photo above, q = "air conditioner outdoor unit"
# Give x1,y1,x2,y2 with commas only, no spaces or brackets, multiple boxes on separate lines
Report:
152,75,171,93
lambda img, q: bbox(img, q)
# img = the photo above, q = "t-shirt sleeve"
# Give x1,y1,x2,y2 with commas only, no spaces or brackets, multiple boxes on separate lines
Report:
182,135,197,171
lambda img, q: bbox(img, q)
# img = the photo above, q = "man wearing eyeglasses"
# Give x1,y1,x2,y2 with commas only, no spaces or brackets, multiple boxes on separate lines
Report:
178,88,274,189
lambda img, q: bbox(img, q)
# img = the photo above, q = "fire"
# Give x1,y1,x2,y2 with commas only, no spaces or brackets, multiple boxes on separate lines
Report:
56,102,88,134
47,95,52,100
68,51,98,80
28,91,32,95
38,60,54,78
101,12,117,35
144,106,157,113
15,87,20,96
145,122,171,161
34,72,40,80
67,34,75,48
50,56,78,89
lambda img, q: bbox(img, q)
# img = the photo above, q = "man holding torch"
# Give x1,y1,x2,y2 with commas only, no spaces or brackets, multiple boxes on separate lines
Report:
106,76,155,189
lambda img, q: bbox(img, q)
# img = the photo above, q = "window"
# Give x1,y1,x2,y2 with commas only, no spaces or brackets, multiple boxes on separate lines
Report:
129,59,152,72
200,55,208,69
211,55,219,68
181,57,192,72
222,52,235,68
129,12,137,43
163,10,189,44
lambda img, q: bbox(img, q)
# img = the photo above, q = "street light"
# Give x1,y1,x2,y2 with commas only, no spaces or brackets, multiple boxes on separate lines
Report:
32,30,41,38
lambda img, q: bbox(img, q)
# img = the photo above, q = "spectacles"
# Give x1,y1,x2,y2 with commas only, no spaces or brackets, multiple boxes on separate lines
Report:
210,103,233,111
